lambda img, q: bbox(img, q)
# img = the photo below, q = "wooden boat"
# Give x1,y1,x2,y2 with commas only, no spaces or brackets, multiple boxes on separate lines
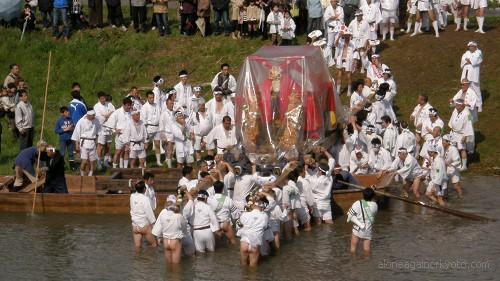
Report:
0,170,395,215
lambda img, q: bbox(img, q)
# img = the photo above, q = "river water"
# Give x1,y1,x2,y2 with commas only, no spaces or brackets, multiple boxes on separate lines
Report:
0,176,498,281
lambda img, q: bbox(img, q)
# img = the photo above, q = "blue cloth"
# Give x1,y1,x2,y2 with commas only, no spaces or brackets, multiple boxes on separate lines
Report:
68,99,87,125
307,0,323,18
53,0,69,9
55,116,74,142
14,147,38,175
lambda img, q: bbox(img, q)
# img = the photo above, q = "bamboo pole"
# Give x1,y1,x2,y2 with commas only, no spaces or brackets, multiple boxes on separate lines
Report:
339,180,496,222
31,51,52,214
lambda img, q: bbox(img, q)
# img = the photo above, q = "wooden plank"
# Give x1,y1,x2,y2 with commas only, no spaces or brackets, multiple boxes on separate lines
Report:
0,176,14,189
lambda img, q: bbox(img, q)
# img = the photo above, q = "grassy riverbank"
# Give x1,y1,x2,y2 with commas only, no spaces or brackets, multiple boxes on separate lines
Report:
0,17,499,175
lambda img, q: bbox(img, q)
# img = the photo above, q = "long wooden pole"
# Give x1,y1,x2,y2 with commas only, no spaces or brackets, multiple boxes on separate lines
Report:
31,51,52,214
339,180,496,222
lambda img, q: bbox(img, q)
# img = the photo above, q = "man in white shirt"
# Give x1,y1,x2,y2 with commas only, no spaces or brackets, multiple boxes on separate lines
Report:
448,99,474,171
104,98,132,168
380,0,399,40
334,29,356,96
350,147,370,174
360,0,382,51
187,102,213,162
206,88,233,127
442,134,463,198
143,172,157,211
368,138,393,172
420,108,444,143
152,75,165,107
349,80,366,112
71,110,101,176
364,54,389,82
377,69,397,105
410,94,433,153
141,91,163,166
450,79,478,122
205,116,237,155
324,0,344,55
174,70,193,111
383,148,423,198
349,10,370,74
130,181,157,251
207,181,240,244
94,92,115,169
424,145,447,206
395,121,417,156
460,41,483,112
159,96,176,168
15,90,34,151
124,110,148,168
381,115,397,157
186,190,221,253
171,111,195,168
308,148,335,224
210,63,237,98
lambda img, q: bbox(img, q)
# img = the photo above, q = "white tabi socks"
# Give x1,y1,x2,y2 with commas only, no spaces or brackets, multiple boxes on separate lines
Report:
123,160,129,168
336,84,341,95
389,25,395,40
411,22,420,36
432,21,439,37
119,157,124,168
463,18,468,31
347,85,352,97
455,18,461,31
475,17,485,33
88,170,93,176
165,158,172,168
156,154,162,166
406,20,412,33
460,158,467,171
80,170,85,176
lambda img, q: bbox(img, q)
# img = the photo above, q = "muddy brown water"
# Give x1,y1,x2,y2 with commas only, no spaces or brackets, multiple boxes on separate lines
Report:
0,176,498,281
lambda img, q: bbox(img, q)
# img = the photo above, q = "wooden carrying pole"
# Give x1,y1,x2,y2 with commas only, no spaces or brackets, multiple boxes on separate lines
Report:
31,51,52,214
339,180,496,222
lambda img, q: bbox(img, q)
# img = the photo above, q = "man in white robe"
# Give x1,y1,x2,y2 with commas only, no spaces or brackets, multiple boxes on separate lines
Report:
123,110,148,168
94,92,115,169
448,99,474,171
103,98,132,168
71,110,101,176
460,41,483,112
174,70,193,111
141,91,163,166
205,116,237,155
450,79,478,122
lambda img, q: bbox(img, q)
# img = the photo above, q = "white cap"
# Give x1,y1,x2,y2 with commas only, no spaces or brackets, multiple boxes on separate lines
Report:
308,30,322,39
398,147,408,154
131,110,140,115
369,40,380,46
467,41,478,47
372,53,380,59
383,68,392,75
174,111,184,118
193,86,202,92
312,38,327,47
355,10,363,16
213,90,223,96
87,110,96,116
167,195,177,204
343,28,353,36
427,144,438,153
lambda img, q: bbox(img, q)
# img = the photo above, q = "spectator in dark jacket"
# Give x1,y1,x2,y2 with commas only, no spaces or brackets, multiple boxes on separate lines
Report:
55,106,76,170
88,0,104,28
212,0,231,36
19,5,36,33
38,0,53,29
42,147,68,193
180,0,196,35
131,0,148,32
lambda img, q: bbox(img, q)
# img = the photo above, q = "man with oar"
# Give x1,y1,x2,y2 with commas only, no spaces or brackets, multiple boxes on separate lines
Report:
380,147,424,199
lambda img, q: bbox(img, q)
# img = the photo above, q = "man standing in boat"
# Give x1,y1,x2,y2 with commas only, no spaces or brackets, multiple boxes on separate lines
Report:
347,187,377,256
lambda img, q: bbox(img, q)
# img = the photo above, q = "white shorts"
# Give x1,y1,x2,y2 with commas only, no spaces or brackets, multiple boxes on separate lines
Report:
129,149,146,159
177,155,194,164
460,0,470,5
336,57,353,72
471,0,487,9
312,207,332,221
194,135,203,151
97,133,112,145
409,4,417,14
80,147,97,161
115,134,127,150
382,9,398,22
447,168,460,184
455,135,474,153
418,1,431,11
295,207,311,225
147,131,161,141
426,182,444,196
193,228,215,253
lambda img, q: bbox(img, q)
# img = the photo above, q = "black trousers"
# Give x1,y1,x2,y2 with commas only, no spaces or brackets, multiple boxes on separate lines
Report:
107,3,124,26
180,13,196,35
131,5,147,31
19,127,33,151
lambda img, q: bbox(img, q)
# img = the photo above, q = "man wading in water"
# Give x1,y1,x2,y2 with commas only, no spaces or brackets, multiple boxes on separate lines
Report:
347,187,378,256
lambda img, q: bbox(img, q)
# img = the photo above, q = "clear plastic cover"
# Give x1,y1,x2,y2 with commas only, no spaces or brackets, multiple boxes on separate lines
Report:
235,46,343,164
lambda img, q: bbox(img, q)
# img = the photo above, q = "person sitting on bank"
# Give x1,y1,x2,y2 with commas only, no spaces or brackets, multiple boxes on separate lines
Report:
347,187,378,256
13,141,48,191
42,146,68,193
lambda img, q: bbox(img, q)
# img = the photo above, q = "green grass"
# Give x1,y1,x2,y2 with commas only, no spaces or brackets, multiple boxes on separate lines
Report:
0,14,499,175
